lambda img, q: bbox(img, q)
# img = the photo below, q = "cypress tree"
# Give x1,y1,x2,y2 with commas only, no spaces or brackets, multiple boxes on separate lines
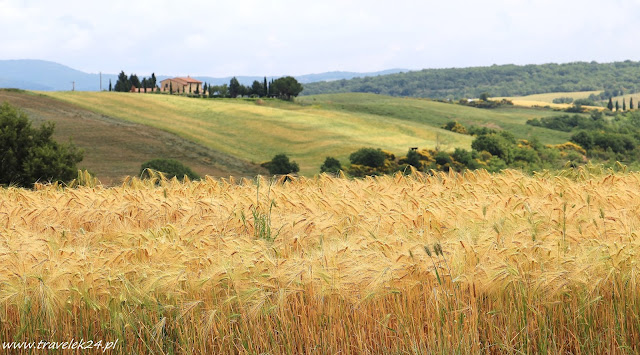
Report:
108,79,112,92
608,97,614,110
263,77,268,97
623,98,626,111
615,100,619,111
631,97,634,110
170,82,173,94
114,71,129,92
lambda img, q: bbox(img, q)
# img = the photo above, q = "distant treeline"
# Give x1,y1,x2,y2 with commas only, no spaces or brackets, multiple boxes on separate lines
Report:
302,61,640,100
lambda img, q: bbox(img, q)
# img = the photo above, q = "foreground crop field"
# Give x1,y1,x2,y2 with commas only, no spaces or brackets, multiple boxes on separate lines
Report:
1,168,639,353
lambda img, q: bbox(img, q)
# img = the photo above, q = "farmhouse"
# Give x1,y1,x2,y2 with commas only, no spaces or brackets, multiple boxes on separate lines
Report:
160,76,202,94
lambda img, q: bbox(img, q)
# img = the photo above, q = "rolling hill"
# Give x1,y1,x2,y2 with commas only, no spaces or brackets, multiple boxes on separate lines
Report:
30,91,571,178
40,92,474,176
0,89,266,184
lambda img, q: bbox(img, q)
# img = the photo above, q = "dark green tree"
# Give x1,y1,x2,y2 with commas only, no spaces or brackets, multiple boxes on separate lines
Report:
0,103,83,187
404,149,421,168
251,80,264,97
129,74,141,90
349,147,386,168
238,84,248,97
150,73,157,88
170,82,173,94
623,98,626,111
108,79,112,92
229,77,241,98
571,131,594,150
271,76,303,100
320,157,342,174
608,97,614,110
471,133,513,163
263,77,268,97
479,92,491,101
263,154,300,175
114,71,130,92
630,97,634,110
616,100,619,111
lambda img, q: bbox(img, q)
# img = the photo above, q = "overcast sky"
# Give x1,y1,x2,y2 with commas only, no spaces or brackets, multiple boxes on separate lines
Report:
2,0,640,77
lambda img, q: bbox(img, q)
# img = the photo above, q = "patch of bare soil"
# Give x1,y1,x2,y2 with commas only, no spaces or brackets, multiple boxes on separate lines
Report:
0,90,266,185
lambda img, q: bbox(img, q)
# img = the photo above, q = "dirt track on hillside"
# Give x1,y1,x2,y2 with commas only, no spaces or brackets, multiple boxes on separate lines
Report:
0,90,265,185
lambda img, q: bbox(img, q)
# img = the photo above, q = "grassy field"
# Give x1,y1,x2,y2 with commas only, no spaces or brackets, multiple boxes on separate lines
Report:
1,167,638,353
493,91,610,112
40,92,576,176
0,89,264,184
297,93,573,144
41,92,472,176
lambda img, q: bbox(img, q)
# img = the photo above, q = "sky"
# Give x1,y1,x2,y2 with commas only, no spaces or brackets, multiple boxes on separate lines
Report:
2,0,640,77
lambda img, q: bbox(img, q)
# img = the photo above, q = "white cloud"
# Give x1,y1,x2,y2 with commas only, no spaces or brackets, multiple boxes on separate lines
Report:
2,0,640,76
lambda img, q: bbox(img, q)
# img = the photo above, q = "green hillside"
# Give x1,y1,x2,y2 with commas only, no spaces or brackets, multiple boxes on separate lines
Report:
302,61,640,99
297,93,571,143
39,92,571,176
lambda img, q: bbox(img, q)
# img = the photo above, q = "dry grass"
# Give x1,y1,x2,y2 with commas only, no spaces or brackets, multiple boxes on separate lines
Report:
1,167,639,353
495,91,605,110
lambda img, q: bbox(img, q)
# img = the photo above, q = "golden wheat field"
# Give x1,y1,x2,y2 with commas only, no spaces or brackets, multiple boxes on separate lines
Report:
1,167,639,354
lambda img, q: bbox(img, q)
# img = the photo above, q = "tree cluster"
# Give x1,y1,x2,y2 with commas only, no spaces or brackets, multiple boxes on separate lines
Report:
302,60,640,100
529,110,640,164
262,154,300,175
112,71,158,92
201,76,303,100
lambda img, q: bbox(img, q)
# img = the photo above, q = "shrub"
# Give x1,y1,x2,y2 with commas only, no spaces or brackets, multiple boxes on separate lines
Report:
320,157,342,174
471,134,511,162
442,121,468,134
0,102,83,187
262,154,300,175
140,158,200,180
404,149,422,168
349,148,386,168
468,126,497,136
452,148,479,169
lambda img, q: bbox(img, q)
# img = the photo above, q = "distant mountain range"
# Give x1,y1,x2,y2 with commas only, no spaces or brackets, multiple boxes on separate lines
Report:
0,59,407,91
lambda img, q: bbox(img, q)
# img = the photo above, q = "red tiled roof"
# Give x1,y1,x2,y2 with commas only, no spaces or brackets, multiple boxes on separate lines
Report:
177,76,202,84
161,77,202,85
